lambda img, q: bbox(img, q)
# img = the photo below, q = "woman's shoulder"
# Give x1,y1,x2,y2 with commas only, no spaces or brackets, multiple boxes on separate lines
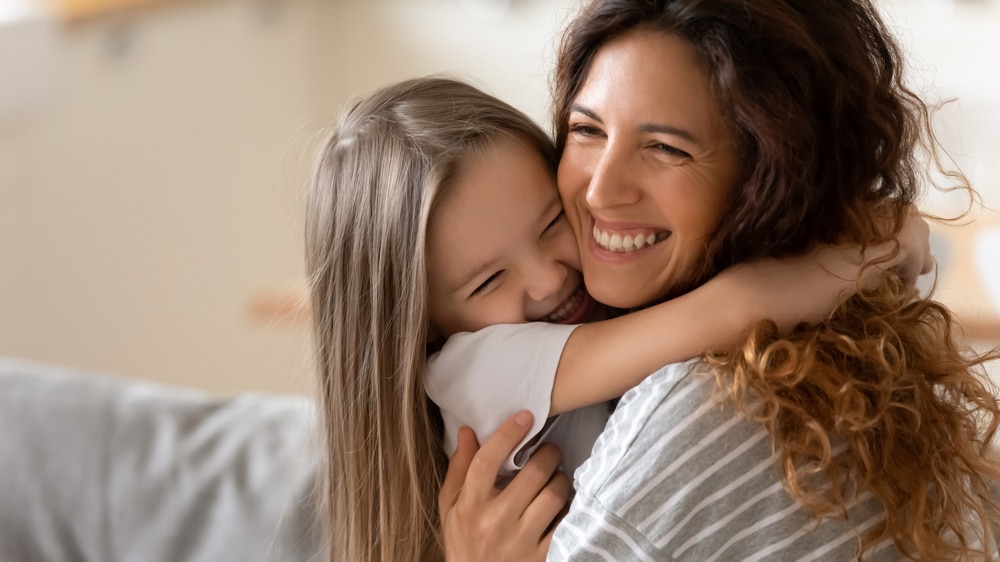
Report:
616,358,713,413
562,358,902,561
572,359,727,490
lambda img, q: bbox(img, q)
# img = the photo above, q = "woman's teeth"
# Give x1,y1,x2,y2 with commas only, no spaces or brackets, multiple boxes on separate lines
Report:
593,225,669,252
545,288,584,323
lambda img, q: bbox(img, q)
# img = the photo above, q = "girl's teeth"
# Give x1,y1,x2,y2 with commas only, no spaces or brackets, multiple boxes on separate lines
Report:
547,289,583,322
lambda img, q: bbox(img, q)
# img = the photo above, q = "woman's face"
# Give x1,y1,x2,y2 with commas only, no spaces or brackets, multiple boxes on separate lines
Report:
558,29,742,309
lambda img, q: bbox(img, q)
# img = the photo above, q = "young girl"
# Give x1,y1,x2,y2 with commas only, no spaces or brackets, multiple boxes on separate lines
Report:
305,76,927,561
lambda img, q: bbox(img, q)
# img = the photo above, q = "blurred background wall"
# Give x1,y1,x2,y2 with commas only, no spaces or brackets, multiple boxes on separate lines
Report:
1,0,997,394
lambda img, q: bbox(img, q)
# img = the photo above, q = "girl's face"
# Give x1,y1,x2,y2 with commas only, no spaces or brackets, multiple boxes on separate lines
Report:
426,136,596,339
558,30,742,309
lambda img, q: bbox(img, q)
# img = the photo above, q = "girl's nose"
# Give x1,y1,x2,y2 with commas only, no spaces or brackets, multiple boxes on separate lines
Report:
525,256,568,304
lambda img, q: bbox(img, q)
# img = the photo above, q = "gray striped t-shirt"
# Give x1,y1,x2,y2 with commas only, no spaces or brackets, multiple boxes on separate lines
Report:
549,359,904,561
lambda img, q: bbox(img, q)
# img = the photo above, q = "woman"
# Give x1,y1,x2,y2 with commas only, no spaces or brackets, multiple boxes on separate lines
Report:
441,0,1000,559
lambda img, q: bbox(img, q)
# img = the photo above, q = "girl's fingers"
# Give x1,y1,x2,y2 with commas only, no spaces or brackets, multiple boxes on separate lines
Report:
896,207,933,280
439,426,479,520
520,469,573,540
915,214,933,275
501,442,564,515
464,411,535,502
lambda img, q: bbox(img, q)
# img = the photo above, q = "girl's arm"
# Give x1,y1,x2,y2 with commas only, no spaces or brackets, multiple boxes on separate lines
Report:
550,214,931,415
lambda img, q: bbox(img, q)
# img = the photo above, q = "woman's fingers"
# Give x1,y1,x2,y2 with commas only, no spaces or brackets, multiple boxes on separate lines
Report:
464,411,534,502
440,412,557,562
439,426,479,521
501,442,564,516
520,468,573,539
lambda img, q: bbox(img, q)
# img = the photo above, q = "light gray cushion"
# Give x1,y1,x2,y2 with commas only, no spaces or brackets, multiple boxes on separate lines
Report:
0,358,324,562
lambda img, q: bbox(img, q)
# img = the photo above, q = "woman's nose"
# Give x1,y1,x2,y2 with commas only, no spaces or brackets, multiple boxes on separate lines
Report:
585,143,642,209
525,256,567,304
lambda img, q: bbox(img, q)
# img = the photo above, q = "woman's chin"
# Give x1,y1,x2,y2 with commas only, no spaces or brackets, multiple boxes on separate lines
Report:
584,276,658,310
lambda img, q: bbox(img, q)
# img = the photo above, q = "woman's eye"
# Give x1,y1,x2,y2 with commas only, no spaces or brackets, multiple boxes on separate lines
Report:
470,271,503,297
652,142,691,159
569,124,602,138
544,210,566,233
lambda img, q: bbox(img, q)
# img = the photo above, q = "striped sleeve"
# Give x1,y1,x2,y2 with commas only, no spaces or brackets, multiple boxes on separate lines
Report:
549,360,900,561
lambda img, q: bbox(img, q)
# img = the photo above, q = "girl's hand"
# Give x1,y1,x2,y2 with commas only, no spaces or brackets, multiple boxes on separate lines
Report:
829,205,933,292
716,207,933,336
877,205,933,283
439,411,572,562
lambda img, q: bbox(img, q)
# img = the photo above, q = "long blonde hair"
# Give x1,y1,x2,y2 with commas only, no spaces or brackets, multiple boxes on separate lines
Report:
555,0,1000,558
305,77,557,562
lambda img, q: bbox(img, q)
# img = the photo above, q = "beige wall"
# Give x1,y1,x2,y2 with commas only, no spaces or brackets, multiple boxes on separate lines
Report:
884,0,1000,362
1,0,997,394
0,0,578,394
1,0,327,394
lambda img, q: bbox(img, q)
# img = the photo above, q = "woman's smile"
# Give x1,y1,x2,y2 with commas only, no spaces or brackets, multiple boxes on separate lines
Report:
590,219,671,255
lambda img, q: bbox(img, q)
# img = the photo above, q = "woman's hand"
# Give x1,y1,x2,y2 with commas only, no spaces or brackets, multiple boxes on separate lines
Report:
439,411,572,562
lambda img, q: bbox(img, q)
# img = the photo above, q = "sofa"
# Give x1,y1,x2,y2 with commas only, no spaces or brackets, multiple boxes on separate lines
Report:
0,358,325,562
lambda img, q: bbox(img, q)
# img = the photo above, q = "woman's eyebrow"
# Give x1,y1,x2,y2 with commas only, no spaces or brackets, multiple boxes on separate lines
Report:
569,104,602,122
569,104,698,143
639,123,698,144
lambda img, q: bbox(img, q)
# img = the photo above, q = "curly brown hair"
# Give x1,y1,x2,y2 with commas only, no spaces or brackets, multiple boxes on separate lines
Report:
555,0,1000,558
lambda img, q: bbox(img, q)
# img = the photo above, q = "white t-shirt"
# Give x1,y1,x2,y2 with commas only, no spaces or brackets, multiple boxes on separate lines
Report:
425,323,611,478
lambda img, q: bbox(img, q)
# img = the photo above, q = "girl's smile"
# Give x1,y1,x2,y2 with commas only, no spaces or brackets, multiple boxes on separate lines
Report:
539,285,596,324
426,136,592,337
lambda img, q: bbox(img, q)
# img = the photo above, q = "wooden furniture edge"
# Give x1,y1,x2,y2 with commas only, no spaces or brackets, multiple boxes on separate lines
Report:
55,0,205,23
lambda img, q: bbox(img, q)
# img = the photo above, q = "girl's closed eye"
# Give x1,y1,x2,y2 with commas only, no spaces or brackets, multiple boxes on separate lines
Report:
544,210,566,233
470,271,503,297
